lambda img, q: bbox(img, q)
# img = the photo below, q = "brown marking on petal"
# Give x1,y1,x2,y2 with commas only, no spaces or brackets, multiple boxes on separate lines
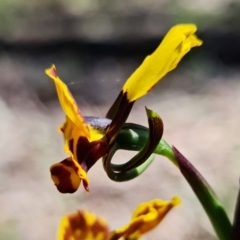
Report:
76,137,109,172
68,139,74,153
51,165,75,193
50,159,80,194
76,137,92,163
61,211,110,240
69,212,88,239
91,217,110,239
80,142,109,172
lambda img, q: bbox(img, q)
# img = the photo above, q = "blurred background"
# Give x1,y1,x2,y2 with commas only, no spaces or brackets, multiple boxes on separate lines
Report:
1,0,240,239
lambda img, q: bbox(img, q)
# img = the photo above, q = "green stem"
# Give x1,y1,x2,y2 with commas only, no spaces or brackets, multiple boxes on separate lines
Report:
153,139,178,167
172,146,232,240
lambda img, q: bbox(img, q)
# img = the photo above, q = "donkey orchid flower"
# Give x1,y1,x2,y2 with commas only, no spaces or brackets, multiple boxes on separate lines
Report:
58,196,181,240
46,24,202,194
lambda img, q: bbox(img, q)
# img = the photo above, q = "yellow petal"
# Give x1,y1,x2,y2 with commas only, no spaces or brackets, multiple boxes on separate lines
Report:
123,24,202,101
110,196,181,240
58,210,110,240
45,65,90,138
50,158,89,193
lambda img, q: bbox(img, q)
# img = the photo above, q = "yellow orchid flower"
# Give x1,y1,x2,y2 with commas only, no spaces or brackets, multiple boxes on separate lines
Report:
46,24,202,194
57,196,181,240
46,66,109,193
58,210,110,240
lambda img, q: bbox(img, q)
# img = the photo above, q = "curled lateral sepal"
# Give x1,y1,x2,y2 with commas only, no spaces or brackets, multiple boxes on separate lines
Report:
172,146,232,240
111,107,163,172
232,179,240,240
103,148,155,182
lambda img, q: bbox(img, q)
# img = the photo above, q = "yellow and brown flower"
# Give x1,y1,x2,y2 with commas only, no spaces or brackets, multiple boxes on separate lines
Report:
58,196,181,240
46,24,202,194
46,66,109,193
58,210,110,240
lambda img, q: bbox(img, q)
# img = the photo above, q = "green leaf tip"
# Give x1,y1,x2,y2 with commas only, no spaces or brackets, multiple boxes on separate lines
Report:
145,107,160,119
